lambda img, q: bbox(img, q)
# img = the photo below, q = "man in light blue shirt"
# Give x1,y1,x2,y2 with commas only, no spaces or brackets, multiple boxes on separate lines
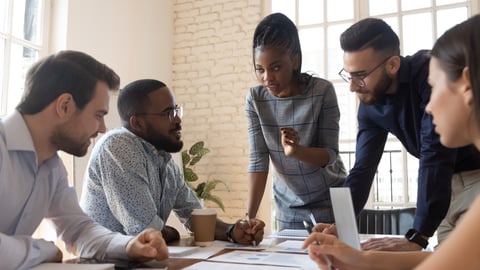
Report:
0,51,168,269
80,79,265,245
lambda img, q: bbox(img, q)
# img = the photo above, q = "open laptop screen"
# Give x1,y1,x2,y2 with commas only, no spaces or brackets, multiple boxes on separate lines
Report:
330,187,361,250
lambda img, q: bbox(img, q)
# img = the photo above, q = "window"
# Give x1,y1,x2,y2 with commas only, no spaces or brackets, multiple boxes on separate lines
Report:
0,0,48,116
1,0,53,250
270,0,474,208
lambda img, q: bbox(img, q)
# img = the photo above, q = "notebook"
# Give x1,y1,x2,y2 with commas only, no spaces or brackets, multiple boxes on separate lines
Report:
330,187,361,250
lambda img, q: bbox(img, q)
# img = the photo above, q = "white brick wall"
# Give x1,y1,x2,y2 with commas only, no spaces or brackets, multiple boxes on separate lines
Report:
172,0,265,224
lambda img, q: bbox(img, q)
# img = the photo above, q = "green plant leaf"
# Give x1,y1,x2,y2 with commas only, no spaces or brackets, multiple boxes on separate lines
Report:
182,151,191,166
182,141,230,213
202,179,226,194
195,182,206,196
183,168,198,182
189,141,205,155
203,193,225,212
189,155,202,166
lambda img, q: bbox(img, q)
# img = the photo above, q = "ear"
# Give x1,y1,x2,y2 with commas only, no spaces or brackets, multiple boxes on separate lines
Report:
386,56,401,76
129,115,145,133
292,53,301,71
460,67,473,106
55,93,75,119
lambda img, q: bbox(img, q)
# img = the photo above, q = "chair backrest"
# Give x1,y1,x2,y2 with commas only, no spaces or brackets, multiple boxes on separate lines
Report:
357,207,416,235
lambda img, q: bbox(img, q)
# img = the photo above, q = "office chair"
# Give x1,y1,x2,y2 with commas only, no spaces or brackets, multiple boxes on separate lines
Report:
357,207,416,235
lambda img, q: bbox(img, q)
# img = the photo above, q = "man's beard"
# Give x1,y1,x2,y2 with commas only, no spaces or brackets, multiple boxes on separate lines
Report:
365,73,394,105
144,125,183,153
51,128,91,157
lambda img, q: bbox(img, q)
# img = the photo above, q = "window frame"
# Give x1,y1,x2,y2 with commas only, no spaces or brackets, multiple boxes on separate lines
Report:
0,0,50,116
267,0,477,209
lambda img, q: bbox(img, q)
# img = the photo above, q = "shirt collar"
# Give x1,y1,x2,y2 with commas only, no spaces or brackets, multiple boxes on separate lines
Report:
2,110,36,152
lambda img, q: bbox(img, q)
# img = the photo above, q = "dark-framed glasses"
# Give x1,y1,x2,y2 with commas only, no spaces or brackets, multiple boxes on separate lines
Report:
338,56,392,88
136,105,183,122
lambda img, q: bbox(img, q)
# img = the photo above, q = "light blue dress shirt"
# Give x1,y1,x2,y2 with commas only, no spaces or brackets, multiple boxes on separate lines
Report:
80,127,202,235
0,111,132,269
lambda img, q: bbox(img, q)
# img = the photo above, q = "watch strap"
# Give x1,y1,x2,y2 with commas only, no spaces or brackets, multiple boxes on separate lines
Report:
405,228,428,249
226,224,235,243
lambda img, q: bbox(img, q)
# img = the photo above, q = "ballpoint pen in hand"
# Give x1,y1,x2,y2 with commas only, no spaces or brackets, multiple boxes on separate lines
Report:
245,213,257,246
304,218,335,270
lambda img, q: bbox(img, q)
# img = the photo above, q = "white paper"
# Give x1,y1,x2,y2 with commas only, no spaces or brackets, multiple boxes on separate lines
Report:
211,238,273,250
168,246,201,257
184,261,302,270
208,250,318,269
266,240,308,254
268,229,309,240
171,244,224,259
31,263,114,270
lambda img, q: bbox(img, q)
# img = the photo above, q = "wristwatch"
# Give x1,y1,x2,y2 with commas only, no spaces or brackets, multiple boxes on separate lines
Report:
226,224,235,243
405,228,429,249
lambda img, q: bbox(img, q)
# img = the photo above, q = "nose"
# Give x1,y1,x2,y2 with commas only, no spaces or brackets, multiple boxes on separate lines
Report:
262,70,271,82
349,81,361,93
425,101,432,115
173,114,182,124
98,118,107,134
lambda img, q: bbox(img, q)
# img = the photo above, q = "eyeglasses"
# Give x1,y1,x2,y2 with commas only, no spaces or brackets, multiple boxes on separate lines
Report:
338,56,392,88
136,105,183,122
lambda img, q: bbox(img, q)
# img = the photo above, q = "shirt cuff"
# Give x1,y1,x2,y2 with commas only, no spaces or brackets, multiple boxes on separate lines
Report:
105,234,133,260
326,148,336,166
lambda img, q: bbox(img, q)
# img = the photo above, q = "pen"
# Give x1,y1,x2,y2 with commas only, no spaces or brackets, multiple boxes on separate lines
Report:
303,220,318,244
309,213,317,229
304,217,335,270
245,213,257,246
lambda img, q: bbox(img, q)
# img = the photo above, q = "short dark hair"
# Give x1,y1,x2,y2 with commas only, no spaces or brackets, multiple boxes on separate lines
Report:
117,79,166,128
340,18,400,56
17,50,120,114
252,13,303,82
431,14,480,127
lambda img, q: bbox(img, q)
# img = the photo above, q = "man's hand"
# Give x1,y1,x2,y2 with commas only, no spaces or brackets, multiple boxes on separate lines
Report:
280,127,299,157
233,218,266,246
126,228,168,261
361,237,424,251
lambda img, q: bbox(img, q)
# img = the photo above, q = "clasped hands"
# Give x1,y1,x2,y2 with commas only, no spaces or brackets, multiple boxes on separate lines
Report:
231,218,265,246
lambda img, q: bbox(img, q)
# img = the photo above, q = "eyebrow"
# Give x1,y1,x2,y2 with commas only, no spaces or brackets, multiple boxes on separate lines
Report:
255,60,282,68
97,109,108,115
161,105,177,113
348,70,368,77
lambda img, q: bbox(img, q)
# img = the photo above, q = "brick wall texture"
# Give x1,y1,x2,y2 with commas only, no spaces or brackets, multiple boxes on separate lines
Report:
172,0,263,223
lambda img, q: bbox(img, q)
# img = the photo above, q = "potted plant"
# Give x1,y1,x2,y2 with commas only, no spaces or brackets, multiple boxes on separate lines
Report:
182,141,230,211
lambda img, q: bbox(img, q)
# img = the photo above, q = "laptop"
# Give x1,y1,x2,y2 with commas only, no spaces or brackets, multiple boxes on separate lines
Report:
330,187,361,250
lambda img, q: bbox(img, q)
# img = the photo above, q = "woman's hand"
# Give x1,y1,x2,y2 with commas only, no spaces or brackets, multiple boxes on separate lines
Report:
280,127,299,157
302,232,368,270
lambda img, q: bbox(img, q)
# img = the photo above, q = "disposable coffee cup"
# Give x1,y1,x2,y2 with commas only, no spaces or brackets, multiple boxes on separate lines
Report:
191,208,217,246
